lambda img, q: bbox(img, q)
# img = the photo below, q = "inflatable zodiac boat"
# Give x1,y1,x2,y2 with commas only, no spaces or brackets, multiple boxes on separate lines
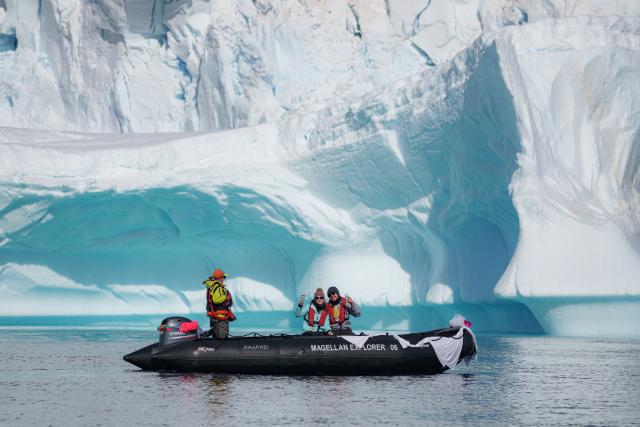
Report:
124,316,477,375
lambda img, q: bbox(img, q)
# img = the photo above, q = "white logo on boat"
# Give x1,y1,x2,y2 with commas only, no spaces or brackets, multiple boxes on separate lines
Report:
310,343,387,352
242,344,269,351
197,347,215,352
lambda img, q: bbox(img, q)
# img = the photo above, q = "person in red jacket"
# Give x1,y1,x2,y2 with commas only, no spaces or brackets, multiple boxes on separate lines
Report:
203,269,235,338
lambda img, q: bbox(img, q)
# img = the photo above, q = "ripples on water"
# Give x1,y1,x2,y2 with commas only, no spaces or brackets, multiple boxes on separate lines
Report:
0,329,638,426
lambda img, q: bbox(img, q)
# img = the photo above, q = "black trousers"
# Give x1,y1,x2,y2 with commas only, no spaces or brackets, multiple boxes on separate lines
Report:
330,326,354,335
209,318,229,338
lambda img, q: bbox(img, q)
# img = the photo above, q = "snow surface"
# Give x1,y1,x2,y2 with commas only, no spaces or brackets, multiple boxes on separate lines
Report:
0,1,639,335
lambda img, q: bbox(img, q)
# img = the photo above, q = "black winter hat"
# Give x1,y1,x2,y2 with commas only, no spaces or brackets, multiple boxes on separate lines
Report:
327,286,339,295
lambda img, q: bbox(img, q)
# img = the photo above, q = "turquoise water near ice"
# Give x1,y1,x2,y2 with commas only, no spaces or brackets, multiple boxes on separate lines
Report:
1,324,639,426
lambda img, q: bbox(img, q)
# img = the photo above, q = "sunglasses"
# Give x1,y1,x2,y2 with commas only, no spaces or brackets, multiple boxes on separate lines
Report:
329,292,338,296
314,296,324,300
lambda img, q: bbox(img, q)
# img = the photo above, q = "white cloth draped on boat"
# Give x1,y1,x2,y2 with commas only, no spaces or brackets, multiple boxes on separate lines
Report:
340,328,476,369
393,327,477,369
340,335,371,349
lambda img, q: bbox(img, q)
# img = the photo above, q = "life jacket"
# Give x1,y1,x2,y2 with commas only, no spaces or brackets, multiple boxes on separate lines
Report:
307,304,328,328
205,280,236,321
208,307,236,321
326,298,347,325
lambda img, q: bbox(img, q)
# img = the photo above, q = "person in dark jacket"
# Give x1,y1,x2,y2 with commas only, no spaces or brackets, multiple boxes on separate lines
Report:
325,286,360,336
203,269,235,338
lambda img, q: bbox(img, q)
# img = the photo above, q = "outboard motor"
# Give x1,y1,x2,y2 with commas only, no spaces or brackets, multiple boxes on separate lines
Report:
124,316,202,370
157,316,202,346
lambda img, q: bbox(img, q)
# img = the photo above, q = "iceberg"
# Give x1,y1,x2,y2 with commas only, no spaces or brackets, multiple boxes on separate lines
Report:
0,1,638,335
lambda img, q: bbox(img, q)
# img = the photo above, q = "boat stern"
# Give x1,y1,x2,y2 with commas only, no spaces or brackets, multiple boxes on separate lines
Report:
123,343,156,370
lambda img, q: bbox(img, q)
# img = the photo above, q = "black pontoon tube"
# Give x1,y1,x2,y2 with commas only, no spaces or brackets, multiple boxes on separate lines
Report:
124,317,477,375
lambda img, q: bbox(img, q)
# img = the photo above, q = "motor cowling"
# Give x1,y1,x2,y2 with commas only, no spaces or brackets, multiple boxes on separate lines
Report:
157,316,201,346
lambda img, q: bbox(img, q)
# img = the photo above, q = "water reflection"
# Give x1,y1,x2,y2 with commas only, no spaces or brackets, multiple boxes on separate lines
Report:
204,375,231,415
178,374,198,384
2,332,639,426
458,372,475,386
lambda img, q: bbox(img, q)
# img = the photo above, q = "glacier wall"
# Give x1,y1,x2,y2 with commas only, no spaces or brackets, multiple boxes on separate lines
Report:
0,0,427,132
0,1,639,335
2,0,639,133
493,16,640,335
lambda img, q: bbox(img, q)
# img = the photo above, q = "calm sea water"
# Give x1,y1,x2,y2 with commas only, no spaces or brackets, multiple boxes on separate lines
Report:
1,328,638,426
